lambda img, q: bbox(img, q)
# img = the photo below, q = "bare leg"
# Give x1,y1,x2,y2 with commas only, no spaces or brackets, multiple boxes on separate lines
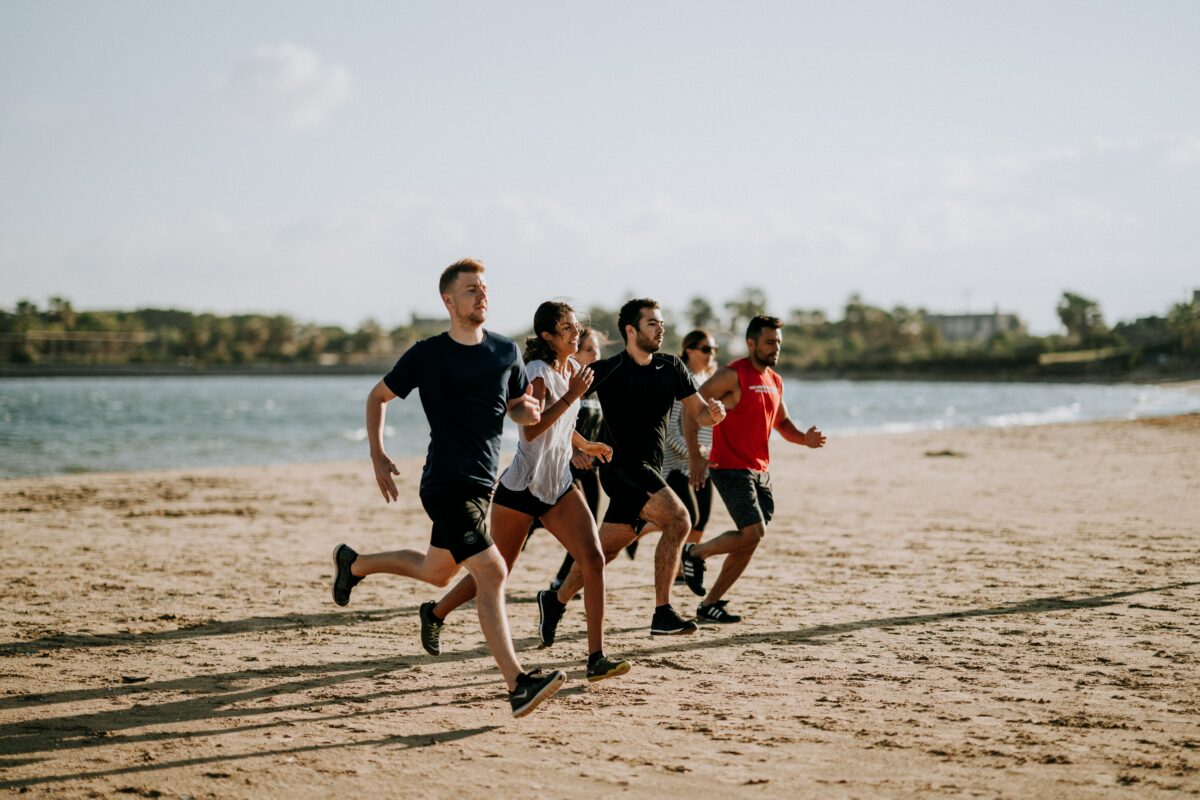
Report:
540,488,606,654
556,486,689,608
638,488,691,606
556,521,638,604
461,546,523,692
692,523,766,605
677,527,703,577
352,545,460,587
433,504,532,620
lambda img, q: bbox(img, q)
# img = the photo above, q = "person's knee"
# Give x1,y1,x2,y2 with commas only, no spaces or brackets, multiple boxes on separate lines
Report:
426,568,455,588
662,507,690,539
741,524,766,548
468,551,508,589
575,542,605,576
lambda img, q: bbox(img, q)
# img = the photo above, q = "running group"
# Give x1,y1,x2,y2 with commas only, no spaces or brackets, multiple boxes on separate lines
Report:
330,259,826,718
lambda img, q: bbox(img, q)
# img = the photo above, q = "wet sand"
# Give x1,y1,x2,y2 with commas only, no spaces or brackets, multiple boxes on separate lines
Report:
1,416,1198,798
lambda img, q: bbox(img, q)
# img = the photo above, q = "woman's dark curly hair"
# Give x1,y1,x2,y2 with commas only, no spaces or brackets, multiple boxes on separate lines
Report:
523,301,575,364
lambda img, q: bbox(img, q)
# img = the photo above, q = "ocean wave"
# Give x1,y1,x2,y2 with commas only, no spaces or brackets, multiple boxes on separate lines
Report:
982,403,1081,428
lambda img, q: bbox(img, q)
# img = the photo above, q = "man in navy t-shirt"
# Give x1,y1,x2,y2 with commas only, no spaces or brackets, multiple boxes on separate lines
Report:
329,259,567,718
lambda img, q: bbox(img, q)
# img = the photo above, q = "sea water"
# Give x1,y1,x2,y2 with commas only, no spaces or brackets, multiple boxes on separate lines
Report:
1,376,1197,478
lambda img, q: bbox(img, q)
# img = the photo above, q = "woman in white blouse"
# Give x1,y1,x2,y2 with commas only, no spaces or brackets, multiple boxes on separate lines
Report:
418,302,631,682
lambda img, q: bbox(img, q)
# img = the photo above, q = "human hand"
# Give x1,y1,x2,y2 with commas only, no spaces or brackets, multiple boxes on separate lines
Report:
689,452,709,492
706,397,727,425
515,383,542,425
372,450,400,502
566,365,594,402
804,426,827,448
571,450,594,470
580,440,612,464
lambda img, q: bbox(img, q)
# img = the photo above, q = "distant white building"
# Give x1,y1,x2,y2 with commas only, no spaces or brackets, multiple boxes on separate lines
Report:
924,311,1025,343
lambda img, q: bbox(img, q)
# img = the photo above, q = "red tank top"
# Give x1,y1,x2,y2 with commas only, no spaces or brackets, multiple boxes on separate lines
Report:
709,357,783,472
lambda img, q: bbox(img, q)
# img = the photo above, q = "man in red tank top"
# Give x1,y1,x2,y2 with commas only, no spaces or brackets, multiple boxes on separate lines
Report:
681,315,826,623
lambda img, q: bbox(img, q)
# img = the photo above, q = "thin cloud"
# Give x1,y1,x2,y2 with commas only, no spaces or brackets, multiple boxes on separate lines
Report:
214,43,351,131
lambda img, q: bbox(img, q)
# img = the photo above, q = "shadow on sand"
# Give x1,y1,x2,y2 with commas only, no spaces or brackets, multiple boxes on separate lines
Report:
1,581,1194,790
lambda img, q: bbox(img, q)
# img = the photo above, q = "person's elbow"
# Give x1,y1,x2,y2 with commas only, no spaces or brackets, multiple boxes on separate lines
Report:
368,380,396,405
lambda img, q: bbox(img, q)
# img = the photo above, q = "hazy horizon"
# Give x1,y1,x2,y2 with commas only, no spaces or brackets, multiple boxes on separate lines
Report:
3,2,1198,336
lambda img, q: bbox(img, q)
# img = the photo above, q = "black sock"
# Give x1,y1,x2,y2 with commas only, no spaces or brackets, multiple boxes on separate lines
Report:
655,603,672,613
588,650,604,665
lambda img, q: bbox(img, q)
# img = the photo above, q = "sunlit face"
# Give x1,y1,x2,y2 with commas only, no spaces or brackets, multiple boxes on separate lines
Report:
576,331,601,366
631,308,665,353
442,272,487,325
542,311,581,358
750,327,782,366
687,336,718,371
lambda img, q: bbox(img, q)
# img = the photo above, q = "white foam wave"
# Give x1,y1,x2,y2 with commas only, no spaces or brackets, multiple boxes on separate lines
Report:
982,403,1081,428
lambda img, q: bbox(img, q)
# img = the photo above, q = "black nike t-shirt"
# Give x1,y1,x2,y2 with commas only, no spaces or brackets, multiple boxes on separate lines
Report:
587,351,696,469
383,331,528,496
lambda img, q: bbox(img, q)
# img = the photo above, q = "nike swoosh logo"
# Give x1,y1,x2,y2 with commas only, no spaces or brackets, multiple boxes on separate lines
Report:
655,365,664,370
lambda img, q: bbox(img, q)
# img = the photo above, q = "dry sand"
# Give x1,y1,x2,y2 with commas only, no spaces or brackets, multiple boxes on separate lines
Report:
1,415,1198,798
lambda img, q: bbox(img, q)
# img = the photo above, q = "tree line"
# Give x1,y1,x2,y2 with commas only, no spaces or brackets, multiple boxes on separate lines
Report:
2,290,1198,375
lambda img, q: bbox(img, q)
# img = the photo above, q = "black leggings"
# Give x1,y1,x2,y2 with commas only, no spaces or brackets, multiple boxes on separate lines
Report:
666,469,713,532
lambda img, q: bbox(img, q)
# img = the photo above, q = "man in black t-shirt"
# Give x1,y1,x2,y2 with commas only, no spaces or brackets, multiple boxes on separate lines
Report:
329,259,567,718
537,298,727,640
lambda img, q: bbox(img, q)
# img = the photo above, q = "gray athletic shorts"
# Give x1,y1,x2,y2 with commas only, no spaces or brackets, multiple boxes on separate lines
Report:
709,469,774,530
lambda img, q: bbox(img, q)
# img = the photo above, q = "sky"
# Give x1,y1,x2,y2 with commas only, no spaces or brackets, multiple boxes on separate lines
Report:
2,1,1198,336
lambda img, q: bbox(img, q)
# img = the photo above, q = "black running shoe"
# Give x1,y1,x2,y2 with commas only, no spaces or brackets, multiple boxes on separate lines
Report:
681,543,706,597
697,600,742,624
537,589,566,647
650,604,698,636
509,668,567,718
418,601,443,656
587,654,632,683
331,544,362,606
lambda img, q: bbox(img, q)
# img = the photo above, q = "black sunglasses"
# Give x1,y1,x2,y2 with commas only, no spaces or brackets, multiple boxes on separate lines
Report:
695,345,718,354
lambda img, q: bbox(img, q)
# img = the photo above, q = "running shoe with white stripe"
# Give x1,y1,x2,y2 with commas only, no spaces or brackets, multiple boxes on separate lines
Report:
650,604,698,636
697,600,742,624
681,543,706,597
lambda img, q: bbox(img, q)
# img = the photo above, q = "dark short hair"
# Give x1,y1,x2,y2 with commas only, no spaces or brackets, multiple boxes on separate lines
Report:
617,298,659,343
746,314,783,340
439,258,485,295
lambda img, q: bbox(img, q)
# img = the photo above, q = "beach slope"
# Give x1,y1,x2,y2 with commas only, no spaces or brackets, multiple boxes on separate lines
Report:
1,416,1198,798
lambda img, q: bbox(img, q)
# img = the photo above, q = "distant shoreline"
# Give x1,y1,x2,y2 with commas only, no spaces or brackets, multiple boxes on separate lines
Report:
0,363,392,378
3,361,1200,385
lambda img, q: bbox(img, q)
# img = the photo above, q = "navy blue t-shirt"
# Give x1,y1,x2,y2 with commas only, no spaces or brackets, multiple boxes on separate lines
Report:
383,331,528,496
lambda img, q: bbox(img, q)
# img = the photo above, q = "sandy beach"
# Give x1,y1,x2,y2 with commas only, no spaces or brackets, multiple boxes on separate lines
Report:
2,415,1198,798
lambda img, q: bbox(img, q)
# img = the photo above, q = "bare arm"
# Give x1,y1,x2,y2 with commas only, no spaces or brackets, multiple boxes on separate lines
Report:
686,367,739,490
681,392,726,428
507,383,542,426
774,398,826,448
571,429,612,463
366,379,400,502
520,365,594,441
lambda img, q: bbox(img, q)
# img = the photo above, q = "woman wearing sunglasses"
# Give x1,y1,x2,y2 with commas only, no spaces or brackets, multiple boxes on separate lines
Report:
660,329,720,585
